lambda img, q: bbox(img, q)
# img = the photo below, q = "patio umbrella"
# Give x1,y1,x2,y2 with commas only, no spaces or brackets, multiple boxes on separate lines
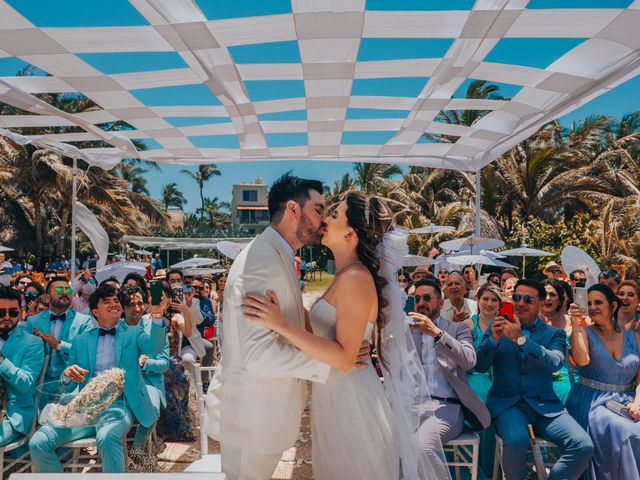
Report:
0,246,14,252
134,249,153,256
561,246,601,288
409,225,455,235
500,244,554,277
171,257,220,269
182,267,227,276
439,236,505,254
95,261,148,284
402,255,437,267
216,241,248,261
446,254,516,269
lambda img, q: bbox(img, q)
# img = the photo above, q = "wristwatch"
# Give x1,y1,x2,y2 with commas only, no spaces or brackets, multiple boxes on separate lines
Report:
516,335,527,348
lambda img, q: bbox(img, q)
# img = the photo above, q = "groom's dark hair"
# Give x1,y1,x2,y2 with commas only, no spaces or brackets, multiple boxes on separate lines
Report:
268,172,324,224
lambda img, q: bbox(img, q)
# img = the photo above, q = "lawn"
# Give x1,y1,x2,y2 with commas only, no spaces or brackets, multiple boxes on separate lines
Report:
303,271,334,294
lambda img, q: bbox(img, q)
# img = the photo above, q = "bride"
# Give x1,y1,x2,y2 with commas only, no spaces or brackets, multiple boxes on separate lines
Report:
242,191,447,479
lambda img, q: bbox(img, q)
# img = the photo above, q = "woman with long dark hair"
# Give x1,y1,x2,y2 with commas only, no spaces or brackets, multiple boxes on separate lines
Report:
567,284,640,479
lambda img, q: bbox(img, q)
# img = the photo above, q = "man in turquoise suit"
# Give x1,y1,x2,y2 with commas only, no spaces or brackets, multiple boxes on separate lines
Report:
0,286,45,446
29,284,167,473
25,277,92,402
120,284,170,450
476,279,593,480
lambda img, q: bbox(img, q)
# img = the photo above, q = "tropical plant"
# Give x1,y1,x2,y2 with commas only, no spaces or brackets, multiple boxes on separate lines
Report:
160,183,187,210
180,164,221,220
352,162,402,193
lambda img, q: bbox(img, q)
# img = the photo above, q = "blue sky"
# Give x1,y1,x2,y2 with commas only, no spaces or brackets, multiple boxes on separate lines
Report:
145,73,640,212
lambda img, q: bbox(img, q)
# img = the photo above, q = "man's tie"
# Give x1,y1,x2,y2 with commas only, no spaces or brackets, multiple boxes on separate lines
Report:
50,313,66,322
98,327,116,337
522,321,537,333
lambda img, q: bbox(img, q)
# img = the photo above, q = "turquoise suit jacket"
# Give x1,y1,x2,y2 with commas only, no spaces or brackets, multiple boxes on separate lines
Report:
128,317,170,408
25,309,92,379
475,317,567,419
67,318,166,427
0,325,45,435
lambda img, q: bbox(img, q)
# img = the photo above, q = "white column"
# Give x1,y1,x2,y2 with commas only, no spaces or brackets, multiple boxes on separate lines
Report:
475,169,481,237
70,157,78,278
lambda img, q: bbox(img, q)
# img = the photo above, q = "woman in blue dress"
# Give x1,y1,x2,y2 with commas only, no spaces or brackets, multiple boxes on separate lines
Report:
567,284,640,480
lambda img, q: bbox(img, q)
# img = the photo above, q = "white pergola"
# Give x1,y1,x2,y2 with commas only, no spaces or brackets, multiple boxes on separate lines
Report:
0,1,639,271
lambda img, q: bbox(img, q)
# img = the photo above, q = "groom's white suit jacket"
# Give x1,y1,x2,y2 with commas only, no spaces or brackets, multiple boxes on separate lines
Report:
206,227,330,455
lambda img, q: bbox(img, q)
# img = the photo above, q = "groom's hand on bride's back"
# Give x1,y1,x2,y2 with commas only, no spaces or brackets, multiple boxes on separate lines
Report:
353,340,370,370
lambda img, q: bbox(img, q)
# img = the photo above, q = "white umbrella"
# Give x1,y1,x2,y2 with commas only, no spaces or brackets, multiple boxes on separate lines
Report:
561,246,601,288
95,261,148,284
409,225,455,234
0,246,14,252
216,241,248,260
439,236,505,254
446,254,516,269
171,257,220,269
134,249,153,256
182,267,227,276
500,244,554,277
402,255,437,267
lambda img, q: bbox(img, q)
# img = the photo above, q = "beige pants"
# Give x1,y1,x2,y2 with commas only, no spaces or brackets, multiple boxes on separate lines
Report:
221,442,281,480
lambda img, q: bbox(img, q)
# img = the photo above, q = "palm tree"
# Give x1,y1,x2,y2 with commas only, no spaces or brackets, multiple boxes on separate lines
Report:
160,183,187,210
197,196,231,227
180,164,221,220
323,173,355,209
352,162,402,193
117,161,149,195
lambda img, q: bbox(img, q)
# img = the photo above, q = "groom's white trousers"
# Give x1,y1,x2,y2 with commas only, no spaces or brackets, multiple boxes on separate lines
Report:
221,443,281,480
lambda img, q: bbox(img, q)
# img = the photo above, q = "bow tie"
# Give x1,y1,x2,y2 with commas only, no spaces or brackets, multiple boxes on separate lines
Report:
98,327,116,337
50,313,66,322
522,321,537,332
0,331,9,341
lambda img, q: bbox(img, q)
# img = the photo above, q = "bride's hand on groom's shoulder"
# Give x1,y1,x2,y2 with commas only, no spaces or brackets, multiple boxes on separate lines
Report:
241,290,285,331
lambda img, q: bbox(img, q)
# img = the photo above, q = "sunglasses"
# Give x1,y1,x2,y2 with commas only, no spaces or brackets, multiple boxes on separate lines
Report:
54,287,73,295
512,293,537,305
414,294,434,303
0,308,20,318
18,280,31,285
45,276,56,281
548,269,562,274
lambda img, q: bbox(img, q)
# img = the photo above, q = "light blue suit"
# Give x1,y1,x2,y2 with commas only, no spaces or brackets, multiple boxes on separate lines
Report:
476,318,593,480
130,317,170,448
25,310,92,388
29,318,166,473
0,325,45,446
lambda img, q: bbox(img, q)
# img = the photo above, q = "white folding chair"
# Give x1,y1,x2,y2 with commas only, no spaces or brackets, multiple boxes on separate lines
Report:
493,434,558,480
444,429,480,480
0,355,49,479
60,437,102,473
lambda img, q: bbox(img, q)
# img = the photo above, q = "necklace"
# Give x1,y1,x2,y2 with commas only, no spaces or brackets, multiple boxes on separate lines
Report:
593,323,617,341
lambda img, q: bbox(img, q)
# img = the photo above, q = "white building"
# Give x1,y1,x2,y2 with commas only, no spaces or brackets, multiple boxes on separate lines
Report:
231,177,269,235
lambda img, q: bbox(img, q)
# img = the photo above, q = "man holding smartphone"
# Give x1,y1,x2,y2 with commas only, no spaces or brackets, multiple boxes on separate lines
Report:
476,279,593,480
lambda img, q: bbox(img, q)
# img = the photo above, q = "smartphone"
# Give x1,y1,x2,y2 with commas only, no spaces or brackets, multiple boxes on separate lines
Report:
150,281,163,306
183,284,193,295
404,296,415,315
574,287,588,311
171,286,184,304
499,302,514,322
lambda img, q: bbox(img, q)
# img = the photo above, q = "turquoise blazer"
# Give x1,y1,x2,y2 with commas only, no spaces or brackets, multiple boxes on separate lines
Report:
476,318,567,419
128,317,170,408
25,309,92,379
0,325,45,435
67,319,166,427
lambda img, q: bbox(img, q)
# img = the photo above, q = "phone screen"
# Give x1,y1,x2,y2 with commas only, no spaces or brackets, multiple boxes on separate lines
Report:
404,296,415,315
171,286,184,303
499,302,514,322
150,281,163,306
573,287,588,311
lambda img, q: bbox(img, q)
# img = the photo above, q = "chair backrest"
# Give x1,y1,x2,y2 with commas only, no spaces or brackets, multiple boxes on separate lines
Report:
30,355,50,435
184,362,218,456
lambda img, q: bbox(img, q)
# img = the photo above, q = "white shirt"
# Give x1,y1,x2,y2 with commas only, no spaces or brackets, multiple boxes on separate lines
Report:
421,317,457,399
268,226,296,267
441,298,478,322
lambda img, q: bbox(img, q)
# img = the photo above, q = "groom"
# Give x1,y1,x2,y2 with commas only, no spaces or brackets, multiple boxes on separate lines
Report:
208,173,363,479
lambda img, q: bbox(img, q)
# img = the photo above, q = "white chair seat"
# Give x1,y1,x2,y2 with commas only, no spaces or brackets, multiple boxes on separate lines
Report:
444,429,480,480
63,438,97,449
184,454,222,473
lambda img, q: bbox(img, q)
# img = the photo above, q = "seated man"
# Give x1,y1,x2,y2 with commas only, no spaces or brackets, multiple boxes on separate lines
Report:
119,285,170,451
0,286,45,446
476,279,593,480
26,277,92,405
29,284,166,473
408,279,490,478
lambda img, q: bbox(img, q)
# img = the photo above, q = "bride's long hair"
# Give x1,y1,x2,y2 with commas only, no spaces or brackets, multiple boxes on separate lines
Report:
345,191,393,368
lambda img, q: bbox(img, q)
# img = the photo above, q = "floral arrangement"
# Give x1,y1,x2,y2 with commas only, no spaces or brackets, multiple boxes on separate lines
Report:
40,368,125,427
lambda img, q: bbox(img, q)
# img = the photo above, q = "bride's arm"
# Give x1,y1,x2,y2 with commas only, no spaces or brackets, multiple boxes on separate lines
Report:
243,269,374,372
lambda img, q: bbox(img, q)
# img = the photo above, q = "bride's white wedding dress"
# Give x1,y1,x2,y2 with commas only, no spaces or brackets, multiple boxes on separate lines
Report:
309,299,399,480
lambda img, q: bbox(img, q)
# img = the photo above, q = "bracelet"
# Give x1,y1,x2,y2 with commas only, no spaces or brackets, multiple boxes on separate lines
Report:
434,330,444,344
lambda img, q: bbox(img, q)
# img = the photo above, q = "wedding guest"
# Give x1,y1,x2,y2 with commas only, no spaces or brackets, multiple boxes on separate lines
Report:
487,273,501,287
191,276,215,389
569,269,587,288
216,275,227,307
617,280,640,332
598,269,621,292
0,286,45,446
120,286,170,455
502,277,517,303
462,265,478,299
29,284,166,473
437,268,449,290
500,268,518,289
408,279,490,479
567,284,640,480
98,277,121,294
476,279,593,480
541,279,569,330
22,282,44,321
25,277,92,404
543,262,566,281
441,271,478,323
203,278,214,301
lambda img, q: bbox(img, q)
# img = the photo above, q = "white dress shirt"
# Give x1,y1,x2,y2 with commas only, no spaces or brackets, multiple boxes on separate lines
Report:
94,331,116,375
421,317,457,399
268,226,296,267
